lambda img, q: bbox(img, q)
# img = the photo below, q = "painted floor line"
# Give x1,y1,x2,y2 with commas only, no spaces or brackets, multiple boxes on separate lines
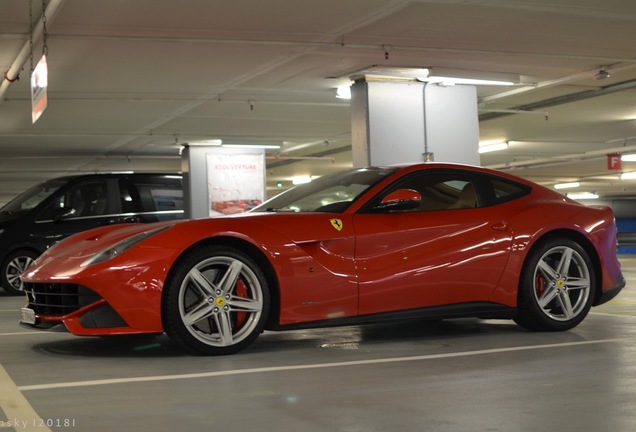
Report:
590,311,636,319
0,364,52,432
18,338,624,392
0,331,63,337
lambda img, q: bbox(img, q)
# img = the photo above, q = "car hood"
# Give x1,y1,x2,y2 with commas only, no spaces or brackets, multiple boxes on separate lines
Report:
193,211,353,245
34,211,351,262
35,221,179,261
0,211,22,226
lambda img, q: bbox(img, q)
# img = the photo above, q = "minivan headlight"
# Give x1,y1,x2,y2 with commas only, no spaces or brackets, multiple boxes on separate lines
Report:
81,225,172,267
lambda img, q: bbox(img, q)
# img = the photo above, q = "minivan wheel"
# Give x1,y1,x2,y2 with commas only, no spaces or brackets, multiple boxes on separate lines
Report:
1,250,39,295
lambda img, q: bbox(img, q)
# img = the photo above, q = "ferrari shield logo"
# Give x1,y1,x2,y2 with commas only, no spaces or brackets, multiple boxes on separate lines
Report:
330,218,343,231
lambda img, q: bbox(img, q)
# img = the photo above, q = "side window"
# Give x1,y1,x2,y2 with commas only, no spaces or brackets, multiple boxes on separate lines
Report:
119,180,142,213
373,171,480,213
119,178,183,213
148,187,184,211
55,180,109,218
489,178,530,202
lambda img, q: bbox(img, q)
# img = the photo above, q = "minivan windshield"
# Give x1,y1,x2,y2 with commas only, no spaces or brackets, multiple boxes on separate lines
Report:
0,178,68,215
251,167,398,213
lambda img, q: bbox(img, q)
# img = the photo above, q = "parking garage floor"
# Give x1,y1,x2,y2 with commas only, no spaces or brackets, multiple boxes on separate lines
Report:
1,257,635,432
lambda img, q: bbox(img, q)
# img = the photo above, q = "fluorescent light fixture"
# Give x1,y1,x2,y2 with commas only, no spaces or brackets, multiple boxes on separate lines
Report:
426,77,514,86
554,182,580,190
336,86,351,99
478,142,509,154
222,144,281,149
620,172,636,180
423,67,516,86
187,139,223,146
567,192,599,200
621,154,636,162
291,176,312,185
345,66,518,87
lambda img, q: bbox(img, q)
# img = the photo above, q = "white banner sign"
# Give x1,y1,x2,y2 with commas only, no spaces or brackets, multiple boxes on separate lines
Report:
31,55,48,123
206,153,265,216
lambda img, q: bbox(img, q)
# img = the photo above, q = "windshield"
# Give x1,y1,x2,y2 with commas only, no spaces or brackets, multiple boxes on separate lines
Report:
0,178,68,215
252,167,398,213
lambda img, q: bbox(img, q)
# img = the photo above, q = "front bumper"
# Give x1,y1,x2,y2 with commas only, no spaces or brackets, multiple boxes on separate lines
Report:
20,282,137,334
595,273,626,306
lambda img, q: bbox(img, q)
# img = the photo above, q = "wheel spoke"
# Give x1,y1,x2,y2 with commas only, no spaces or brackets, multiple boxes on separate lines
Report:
556,247,573,276
218,260,243,295
183,300,216,326
187,268,217,297
556,290,575,319
7,273,20,287
537,259,558,281
214,311,234,346
565,276,590,290
537,284,559,309
228,296,262,313
8,261,20,273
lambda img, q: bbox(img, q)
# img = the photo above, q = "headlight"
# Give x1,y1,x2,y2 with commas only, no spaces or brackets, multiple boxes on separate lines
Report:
81,225,172,267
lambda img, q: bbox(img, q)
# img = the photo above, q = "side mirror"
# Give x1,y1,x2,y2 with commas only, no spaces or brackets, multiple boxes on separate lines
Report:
53,206,76,221
373,189,422,211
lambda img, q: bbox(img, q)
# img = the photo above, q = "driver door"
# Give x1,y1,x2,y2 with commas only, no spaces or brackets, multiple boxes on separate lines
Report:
353,170,513,315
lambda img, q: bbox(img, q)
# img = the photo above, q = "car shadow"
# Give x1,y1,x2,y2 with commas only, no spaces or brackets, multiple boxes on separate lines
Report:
28,317,592,358
30,334,187,358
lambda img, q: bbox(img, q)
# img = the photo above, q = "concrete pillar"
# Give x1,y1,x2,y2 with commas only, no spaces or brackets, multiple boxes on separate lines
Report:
181,145,208,219
350,79,480,167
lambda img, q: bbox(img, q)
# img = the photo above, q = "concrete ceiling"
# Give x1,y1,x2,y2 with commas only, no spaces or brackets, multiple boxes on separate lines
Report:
1,0,636,204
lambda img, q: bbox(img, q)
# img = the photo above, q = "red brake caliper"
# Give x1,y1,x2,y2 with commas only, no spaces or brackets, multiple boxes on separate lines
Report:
233,279,248,328
535,273,546,298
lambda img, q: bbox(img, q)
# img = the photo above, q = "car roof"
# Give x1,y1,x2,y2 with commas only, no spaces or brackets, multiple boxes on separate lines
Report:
44,172,182,182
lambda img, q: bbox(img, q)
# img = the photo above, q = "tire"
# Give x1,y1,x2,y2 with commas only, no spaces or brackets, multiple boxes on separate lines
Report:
1,249,40,295
162,245,270,355
514,238,595,331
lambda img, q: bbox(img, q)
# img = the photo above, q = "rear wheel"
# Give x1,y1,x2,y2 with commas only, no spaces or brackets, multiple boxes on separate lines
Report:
162,245,270,355
1,249,39,295
514,238,595,331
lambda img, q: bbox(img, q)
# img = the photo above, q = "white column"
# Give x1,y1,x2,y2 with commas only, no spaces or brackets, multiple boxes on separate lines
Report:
181,145,209,219
350,79,480,167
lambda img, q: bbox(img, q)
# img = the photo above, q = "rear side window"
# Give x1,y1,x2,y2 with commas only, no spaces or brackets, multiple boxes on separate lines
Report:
482,176,531,205
119,177,183,213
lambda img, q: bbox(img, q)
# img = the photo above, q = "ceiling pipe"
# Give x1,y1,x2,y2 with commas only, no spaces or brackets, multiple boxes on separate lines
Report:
0,0,65,104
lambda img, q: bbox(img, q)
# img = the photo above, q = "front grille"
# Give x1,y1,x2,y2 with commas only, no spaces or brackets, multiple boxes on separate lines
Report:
23,282,102,316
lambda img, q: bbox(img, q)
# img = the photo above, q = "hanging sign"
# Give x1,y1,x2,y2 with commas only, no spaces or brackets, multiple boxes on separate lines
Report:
31,54,48,123
607,153,621,171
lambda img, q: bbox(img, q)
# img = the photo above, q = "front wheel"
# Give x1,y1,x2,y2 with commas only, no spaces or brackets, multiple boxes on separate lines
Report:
1,249,40,295
514,238,595,331
162,245,270,355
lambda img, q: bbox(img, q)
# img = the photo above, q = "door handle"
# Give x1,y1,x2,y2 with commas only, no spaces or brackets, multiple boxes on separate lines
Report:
99,218,119,225
492,221,509,231
122,216,142,223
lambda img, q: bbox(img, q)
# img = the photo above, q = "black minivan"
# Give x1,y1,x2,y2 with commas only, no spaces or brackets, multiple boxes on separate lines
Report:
0,173,184,295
